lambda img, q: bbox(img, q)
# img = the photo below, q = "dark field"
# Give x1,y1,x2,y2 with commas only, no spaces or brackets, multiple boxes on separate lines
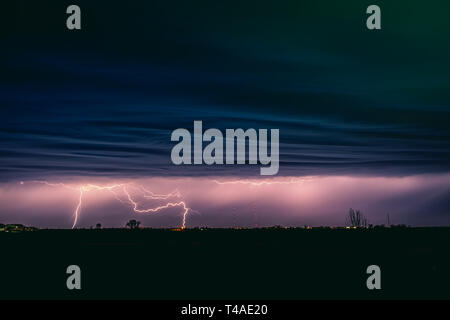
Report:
1,228,449,300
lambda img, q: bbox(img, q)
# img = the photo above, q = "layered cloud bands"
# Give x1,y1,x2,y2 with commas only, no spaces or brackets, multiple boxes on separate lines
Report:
1,1,450,226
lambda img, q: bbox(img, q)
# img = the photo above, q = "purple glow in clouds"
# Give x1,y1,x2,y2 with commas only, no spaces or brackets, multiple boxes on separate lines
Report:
0,174,449,228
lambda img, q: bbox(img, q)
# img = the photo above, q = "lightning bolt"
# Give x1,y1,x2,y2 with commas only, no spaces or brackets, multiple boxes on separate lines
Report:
74,187,83,229
139,186,182,200
20,180,193,229
122,186,190,229
212,177,314,186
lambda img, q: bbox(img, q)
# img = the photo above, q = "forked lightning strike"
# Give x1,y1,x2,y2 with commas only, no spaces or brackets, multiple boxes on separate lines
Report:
20,180,193,229
123,187,190,228
212,177,314,186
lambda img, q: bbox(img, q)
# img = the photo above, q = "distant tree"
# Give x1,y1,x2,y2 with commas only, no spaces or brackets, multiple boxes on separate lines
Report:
96,223,102,229
126,219,141,229
348,208,368,228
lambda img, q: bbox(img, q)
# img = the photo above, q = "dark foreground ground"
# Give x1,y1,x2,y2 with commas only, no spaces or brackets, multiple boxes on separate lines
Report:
1,228,449,300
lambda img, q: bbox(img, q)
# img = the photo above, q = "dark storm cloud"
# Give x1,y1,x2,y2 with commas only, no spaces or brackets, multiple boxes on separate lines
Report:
1,0,450,181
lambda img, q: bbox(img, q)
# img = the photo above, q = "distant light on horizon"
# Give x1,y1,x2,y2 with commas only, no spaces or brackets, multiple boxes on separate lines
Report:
0,174,449,228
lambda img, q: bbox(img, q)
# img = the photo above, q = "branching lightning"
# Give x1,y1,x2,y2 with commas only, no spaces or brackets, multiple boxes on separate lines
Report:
19,177,312,229
212,177,314,186
20,180,194,229
122,186,190,229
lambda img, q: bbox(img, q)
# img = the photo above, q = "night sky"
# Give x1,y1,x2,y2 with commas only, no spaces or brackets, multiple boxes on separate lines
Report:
1,0,450,228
